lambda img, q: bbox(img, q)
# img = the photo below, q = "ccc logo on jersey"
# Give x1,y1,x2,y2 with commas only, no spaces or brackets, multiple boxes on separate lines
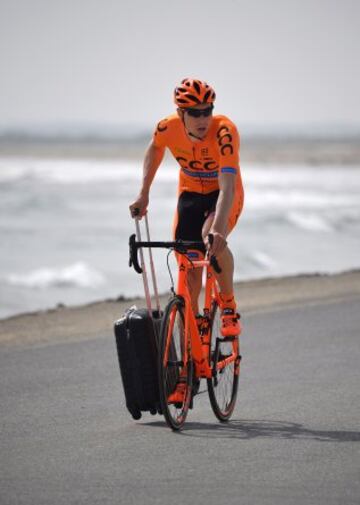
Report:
175,156,219,172
217,125,233,156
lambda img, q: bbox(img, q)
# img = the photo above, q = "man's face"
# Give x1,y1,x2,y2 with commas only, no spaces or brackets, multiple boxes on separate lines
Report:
178,103,214,139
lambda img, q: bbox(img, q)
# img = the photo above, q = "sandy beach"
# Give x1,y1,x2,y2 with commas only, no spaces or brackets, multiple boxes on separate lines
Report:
1,270,359,348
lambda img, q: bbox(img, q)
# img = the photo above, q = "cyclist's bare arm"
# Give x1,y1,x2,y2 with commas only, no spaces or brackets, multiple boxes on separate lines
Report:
129,141,165,218
207,172,235,255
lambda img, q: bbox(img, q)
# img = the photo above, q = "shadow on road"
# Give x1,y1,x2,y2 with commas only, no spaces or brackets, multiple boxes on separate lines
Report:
145,419,360,442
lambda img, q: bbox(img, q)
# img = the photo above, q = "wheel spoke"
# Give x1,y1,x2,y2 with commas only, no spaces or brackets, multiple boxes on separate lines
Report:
207,301,239,421
158,298,192,430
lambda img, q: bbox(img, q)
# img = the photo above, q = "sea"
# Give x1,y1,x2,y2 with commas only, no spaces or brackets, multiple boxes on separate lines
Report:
1,154,359,319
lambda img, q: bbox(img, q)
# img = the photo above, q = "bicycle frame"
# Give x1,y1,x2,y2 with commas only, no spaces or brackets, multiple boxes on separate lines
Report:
175,254,239,380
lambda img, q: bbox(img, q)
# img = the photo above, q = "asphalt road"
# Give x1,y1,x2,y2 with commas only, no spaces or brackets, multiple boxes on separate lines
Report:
1,294,360,505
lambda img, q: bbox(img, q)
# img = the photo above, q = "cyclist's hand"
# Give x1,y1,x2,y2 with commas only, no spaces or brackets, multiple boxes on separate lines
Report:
129,193,149,219
206,231,227,257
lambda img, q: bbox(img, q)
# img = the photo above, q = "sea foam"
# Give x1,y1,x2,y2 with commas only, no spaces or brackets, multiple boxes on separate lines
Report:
0,158,178,184
5,262,105,289
286,212,333,232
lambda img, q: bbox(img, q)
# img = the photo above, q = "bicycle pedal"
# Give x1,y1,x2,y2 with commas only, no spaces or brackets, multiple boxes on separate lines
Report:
222,336,236,342
167,360,184,367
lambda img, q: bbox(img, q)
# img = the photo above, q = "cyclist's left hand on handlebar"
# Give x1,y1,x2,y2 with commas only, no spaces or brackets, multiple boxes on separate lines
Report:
206,231,227,257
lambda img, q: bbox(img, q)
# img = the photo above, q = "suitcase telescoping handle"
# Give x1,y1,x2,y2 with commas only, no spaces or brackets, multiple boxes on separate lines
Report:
133,210,160,316
144,214,161,313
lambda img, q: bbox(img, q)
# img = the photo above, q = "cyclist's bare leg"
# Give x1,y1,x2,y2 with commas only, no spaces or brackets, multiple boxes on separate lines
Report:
202,213,241,336
187,268,202,315
202,213,234,294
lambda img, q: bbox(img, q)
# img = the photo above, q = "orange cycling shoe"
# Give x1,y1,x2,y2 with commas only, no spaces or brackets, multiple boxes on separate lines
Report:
221,308,241,337
167,382,187,406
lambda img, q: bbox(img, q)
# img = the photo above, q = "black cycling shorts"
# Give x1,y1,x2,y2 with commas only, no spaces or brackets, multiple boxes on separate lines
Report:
174,190,219,252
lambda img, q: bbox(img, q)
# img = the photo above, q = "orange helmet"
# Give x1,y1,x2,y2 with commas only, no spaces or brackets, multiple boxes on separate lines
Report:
174,78,216,108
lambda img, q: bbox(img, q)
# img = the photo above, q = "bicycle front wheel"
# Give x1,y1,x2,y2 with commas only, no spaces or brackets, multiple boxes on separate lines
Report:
158,296,193,431
207,300,240,421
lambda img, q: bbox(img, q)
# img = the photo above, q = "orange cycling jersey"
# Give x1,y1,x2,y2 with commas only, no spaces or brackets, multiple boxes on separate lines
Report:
152,113,244,228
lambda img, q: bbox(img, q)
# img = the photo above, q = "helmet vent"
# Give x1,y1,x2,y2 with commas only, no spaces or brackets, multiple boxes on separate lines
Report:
203,90,211,102
186,94,201,104
193,81,201,94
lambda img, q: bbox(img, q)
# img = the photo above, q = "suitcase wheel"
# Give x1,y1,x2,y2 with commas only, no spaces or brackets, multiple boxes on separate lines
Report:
130,409,142,420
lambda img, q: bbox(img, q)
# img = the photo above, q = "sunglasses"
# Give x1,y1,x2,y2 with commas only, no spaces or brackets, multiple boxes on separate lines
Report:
185,105,214,118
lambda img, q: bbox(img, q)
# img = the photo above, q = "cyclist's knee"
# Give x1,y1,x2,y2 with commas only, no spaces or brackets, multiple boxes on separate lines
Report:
201,212,215,241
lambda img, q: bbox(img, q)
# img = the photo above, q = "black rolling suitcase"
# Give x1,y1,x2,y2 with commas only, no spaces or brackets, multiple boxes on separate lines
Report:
114,214,162,420
114,307,161,419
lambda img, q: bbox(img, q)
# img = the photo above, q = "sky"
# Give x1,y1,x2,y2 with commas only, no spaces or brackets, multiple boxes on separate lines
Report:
1,0,359,132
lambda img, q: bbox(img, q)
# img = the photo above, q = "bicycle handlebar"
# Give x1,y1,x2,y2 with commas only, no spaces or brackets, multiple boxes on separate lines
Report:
128,234,222,274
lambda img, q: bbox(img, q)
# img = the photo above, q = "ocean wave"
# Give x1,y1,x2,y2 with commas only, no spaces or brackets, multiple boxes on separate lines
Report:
245,188,359,210
0,159,140,184
244,164,360,188
286,212,333,232
4,262,105,289
0,158,178,184
248,251,277,269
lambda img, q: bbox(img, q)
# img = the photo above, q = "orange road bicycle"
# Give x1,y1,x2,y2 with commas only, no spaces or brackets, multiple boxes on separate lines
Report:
129,232,241,431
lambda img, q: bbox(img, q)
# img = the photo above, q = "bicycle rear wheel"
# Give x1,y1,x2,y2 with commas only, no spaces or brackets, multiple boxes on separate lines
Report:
158,296,193,430
207,300,240,421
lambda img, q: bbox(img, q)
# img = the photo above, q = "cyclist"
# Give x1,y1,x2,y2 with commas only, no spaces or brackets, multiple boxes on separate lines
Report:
129,78,244,337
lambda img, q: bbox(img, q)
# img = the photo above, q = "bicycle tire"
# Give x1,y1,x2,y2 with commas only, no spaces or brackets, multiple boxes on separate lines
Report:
207,300,240,421
158,296,193,430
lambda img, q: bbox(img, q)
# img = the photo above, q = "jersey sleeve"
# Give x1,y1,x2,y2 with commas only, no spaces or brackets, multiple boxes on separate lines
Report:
152,117,170,148
216,120,240,175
